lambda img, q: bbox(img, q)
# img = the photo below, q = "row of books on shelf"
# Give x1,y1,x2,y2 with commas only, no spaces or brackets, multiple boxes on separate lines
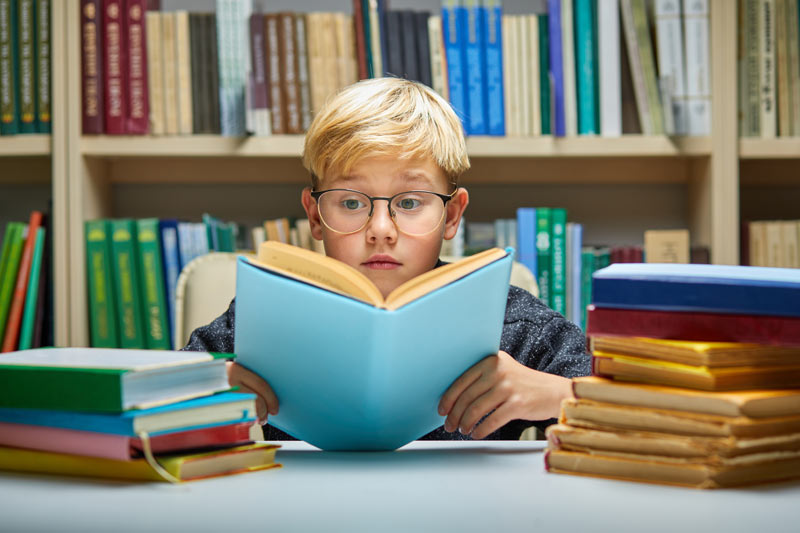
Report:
743,219,800,268
738,0,800,138
0,0,51,135
0,211,52,353
0,347,279,482
547,262,800,488
79,0,711,138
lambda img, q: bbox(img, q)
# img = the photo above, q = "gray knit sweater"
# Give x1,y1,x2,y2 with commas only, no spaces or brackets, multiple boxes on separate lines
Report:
183,283,591,441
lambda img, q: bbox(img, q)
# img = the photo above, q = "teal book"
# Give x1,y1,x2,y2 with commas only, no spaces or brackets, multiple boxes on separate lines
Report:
110,219,146,349
235,242,513,451
136,218,170,350
85,220,119,348
574,0,598,134
580,247,594,331
535,207,552,307
538,14,551,135
0,0,19,134
550,208,567,316
18,226,44,350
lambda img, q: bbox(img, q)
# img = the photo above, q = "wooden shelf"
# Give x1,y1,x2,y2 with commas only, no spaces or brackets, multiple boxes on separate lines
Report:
739,138,800,159
0,135,52,157
81,135,305,157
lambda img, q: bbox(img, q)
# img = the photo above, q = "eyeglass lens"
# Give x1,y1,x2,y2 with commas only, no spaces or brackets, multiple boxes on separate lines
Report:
316,190,447,235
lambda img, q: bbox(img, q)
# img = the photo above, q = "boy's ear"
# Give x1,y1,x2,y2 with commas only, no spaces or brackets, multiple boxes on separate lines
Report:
301,187,325,240
443,187,469,240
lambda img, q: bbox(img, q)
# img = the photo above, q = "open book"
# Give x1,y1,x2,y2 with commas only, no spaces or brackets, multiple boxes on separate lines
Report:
235,242,514,450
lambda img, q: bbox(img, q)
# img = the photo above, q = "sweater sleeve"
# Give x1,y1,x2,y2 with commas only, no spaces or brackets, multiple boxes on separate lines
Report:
181,299,237,353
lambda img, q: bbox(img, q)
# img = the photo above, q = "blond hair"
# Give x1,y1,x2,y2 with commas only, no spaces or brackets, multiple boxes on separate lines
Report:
302,78,470,188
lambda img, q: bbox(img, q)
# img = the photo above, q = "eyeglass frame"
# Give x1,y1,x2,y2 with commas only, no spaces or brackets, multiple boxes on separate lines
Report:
309,187,458,235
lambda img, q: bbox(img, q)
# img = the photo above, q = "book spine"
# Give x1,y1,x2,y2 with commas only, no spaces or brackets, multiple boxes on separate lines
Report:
682,0,712,136
215,0,231,135
124,0,148,134
34,0,49,133
597,0,620,136
0,223,23,342
527,15,541,137
654,0,687,135
568,223,583,326
0,0,19,134
206,13,221,133
550,208,567,316
401,10,419,82
247,13,269,136
368,0,383,77
443,0,468,130
17,0,35,133
264,14,284,134
547,0,565,136
353,0,368,80
560,0,577,136
743,0,761,136
384,10,402,77
110,219,146,349
501,15,513,135
0,224,17,308
294,14,312,131
580,248,594,331
18,227,44,350
787,0,800,135
279,12,301,134
619,0,653,134
31,215,49,348
484,0,503,136
429,15,448,99
160,12,178,135
517,16,530,136
535,207,552,307
757,0,776,137
189,13,205,134
415,12,432,88
775,0,791,136
136,218,170,350
157,220,179,343
101,0,126,134
633,0,664,134
174,10,192,135
145,12,163,135
515,207,537,283
574,0,598,135
538,14,550,135
85,219,118,348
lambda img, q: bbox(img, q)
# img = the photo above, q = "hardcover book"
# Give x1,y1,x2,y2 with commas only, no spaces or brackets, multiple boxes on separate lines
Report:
101,0,126,134
235,242,513,450
85,219,119,348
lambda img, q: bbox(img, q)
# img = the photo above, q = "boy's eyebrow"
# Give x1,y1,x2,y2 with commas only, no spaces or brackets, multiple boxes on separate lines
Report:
331,171,438,189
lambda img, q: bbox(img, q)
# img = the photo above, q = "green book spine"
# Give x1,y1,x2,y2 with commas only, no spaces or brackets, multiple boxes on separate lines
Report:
0,223,24,341
0,223,16,291
538,14,551,135
17,0,35,133
550,208,567,316
85,220,119,348
631,0,664,134
34,0,49,133
18,226,44,350
535,207,551,307
0,0,19,134
110,219,146,349
361,0,374,78
580,247,594,331
0,366,125,412
136,218,170,350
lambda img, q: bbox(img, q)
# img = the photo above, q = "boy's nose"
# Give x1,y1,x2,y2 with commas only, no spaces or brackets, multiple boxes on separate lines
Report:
365,200,398,242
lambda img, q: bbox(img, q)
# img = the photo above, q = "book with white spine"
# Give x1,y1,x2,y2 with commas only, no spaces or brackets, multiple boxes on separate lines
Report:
598,0,621,137
560,0,577,136
757,0,776,138
528,15,541,137
654,0,687,135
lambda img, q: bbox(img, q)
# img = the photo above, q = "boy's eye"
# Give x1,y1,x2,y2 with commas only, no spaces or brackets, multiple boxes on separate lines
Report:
341,198,366,210
396,197,422,210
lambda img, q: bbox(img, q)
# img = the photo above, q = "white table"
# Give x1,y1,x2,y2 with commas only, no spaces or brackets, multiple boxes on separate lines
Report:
1,440,798,532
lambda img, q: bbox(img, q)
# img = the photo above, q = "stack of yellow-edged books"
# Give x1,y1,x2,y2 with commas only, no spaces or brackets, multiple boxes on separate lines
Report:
546,264,800,489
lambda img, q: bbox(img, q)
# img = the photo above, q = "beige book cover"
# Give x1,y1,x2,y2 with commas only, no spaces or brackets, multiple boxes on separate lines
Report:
160,12,179,135
174,11,193,135
145,12,165,135
644,229,690,263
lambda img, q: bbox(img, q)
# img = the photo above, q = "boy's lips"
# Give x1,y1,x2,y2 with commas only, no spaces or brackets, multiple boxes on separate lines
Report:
363,254,402,270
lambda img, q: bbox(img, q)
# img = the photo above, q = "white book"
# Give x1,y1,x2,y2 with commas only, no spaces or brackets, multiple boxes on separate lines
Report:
560,0,578,136
518,16,531,136
528,15,542,137
654,0,688,135
682,0,712,136
368,0,383,77
160,12,179,135
508,16,522,137
251,226,266,252
429,16,449,100
756,0,776,137
501,15,514,136
597,0,622,137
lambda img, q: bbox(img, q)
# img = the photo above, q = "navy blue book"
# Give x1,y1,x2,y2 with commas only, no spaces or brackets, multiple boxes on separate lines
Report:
592,264,800,318
547,0,565,136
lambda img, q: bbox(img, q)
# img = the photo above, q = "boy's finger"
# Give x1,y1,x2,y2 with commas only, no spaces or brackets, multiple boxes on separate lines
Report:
228,363,280,415
459,387,506,436
438,356,490,416
230,383,269,423
469,402,516,440
443,373,494,433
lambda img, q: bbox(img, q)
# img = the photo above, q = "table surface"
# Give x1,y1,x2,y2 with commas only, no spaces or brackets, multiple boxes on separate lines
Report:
1,440,799,533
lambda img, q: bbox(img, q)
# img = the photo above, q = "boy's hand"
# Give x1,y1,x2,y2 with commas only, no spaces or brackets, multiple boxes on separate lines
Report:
226,361,279,425
438,351,572,440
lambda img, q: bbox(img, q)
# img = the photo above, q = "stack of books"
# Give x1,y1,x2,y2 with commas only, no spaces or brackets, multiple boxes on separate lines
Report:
546,263,800,489
0,348,280,482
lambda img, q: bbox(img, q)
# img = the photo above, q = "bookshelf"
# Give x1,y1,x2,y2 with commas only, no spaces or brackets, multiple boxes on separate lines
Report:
3,0,789,346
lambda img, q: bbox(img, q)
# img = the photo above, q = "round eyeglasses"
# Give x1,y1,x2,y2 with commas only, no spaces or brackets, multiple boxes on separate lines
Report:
310,188,456,236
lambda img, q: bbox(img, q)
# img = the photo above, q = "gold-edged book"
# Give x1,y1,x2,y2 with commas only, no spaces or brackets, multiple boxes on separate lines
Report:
590,336,800,367
0,442,280,482
561,398,800,438
592,351,800,391
572,376,800,418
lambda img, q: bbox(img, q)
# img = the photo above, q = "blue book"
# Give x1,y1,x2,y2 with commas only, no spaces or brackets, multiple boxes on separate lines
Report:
568,223,583,326
464,0,486,135
483,0,504,136
442,0,468,129
0,392,255,435
235,242,513,451
159,219,181,347
515,208,537,285
592,264,800,318
574,0,598,134
547,0,565,136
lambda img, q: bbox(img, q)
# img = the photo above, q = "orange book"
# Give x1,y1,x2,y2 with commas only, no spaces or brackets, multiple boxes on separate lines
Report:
1,211,43,352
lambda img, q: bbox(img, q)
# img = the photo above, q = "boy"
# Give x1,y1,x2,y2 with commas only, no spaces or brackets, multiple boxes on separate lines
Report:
184,78,590,441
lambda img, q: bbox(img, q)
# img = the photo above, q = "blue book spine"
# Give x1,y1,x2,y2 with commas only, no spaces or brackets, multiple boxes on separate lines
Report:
483,0,504,136
569,223,583,326
575,0,598,134
547,0,565,136
515,208,537,284
464,1,486,135
442,0,468,130
377,0,389,76
159,219,181,348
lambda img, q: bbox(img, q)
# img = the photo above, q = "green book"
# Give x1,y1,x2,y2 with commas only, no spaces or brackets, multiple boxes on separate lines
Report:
0,223,17,290
631,0,664,134
34,0,49,133
0,348,230,412
0,0,19,135
0,223,25,341
538,14,551,135
136,218,171,350
110,219,146,349
361,0,374,78
17,0,36,133
85,220,118,348
580,247,595,331
535,207,551,307
550,208,567,316
18,226,44,350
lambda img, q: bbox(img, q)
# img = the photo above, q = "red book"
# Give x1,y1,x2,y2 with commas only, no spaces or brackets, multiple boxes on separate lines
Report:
80,0,104,134
586,305,800,347
124,0,149,133
1,211,43,353
352,0,368,80
102,0,127,134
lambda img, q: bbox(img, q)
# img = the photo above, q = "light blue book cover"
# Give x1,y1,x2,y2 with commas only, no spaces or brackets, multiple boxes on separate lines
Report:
483,0,504,135
442,0,468,130
159,219,181,346
0,392,256,436
515,207,537,283
464,0,486,135
592,263,800,318
234,248,513,451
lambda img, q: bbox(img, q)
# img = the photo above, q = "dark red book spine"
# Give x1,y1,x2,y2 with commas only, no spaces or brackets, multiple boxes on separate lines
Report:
101,0,126,134
80,0,104,134
130,421,254,455
124,0,148,133
352,0,368,80
278,12,301,134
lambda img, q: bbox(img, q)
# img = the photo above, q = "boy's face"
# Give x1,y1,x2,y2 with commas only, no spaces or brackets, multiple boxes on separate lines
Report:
301,155,469,298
